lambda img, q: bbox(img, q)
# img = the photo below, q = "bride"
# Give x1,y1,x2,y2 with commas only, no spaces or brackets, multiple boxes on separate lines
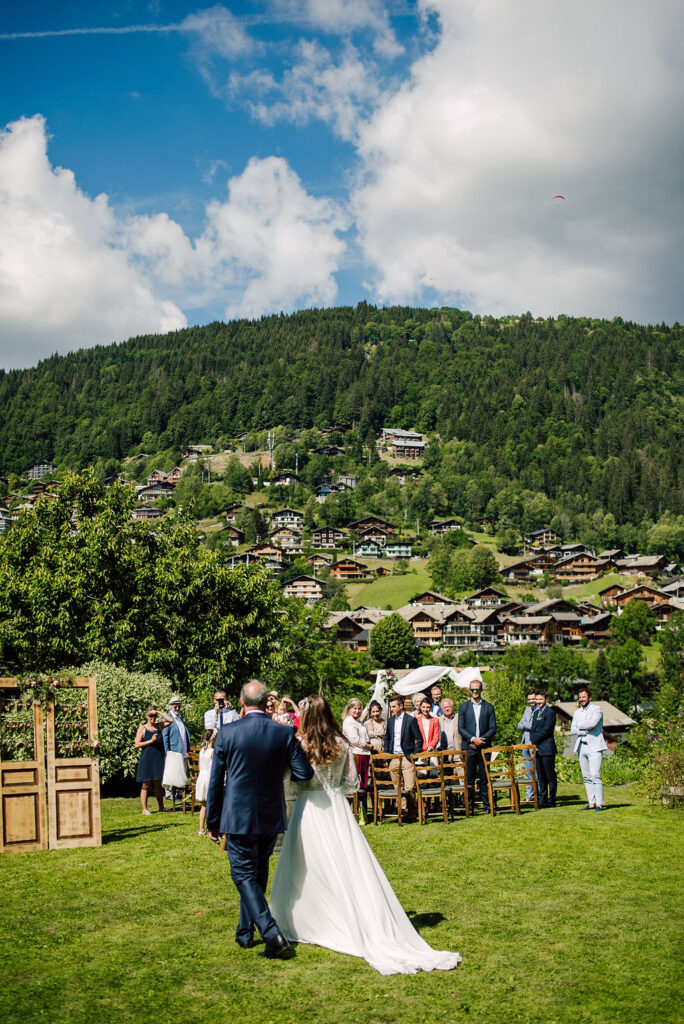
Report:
269,696,461,975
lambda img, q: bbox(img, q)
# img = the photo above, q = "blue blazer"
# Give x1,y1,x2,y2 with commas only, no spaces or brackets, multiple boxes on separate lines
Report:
457,699,497,748
163,717,190,754
383,714,423,761
206,712,313,836
530,704,557,756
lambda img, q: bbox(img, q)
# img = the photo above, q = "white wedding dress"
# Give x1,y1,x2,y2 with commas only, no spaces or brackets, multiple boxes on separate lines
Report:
269,745,462,975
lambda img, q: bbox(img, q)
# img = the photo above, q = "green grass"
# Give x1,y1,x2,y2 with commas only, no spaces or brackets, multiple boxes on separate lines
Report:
347,563,434,608
1,790,682,1024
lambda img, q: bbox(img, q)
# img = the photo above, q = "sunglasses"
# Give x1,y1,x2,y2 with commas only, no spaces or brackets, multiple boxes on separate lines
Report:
470,689,482,694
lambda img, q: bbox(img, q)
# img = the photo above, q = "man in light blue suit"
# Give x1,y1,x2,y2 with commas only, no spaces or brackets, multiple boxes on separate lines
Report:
517,687,537,802
162,696,191,798
571,685,608,811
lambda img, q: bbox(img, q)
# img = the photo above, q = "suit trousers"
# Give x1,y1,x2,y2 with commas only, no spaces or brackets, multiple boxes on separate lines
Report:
535,753,557,807
465,747,490,812
225,833,279,943
389,756,416,814
579,746,605,807
522,749,534,801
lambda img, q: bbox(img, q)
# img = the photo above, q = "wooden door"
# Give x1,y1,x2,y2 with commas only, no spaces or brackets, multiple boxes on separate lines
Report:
0,679,48,853
46,677,101,849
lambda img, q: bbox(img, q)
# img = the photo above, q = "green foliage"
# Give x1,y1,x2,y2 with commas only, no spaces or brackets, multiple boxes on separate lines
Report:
483,665,529,746
369,613,419,668
69,660,174,782
610,601,657,645
0,470,283,691
606,639,645,711
658,611,684,696
427,541,499,594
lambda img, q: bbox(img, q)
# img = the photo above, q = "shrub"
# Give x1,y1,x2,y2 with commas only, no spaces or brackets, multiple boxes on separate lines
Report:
71,661,175,783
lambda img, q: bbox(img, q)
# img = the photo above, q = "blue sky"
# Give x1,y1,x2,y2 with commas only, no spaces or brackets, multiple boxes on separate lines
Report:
1,1,682,368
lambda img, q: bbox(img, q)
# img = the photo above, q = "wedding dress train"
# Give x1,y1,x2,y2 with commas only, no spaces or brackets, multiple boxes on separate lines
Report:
269,746,462,975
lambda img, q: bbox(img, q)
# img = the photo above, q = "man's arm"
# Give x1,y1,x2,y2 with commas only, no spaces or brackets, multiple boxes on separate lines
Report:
531,708,555,744
287,730,314,782
410,716,424,754
206,730,228,835
383,721,392,754
482,703,497,745
162,724,171,752
457,703,472,745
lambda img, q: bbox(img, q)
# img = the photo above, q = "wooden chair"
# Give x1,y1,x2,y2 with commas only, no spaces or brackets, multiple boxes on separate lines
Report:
346,790,360,821
411,752,446,824
441,750,471,818
480,746,520,816
510,744,539,810
181,747,200,815
370,753,403,825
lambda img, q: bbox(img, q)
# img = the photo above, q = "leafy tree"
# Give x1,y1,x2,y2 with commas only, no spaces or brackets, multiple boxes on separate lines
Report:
593,650,611,699
0,471,282,691
607,640,645,712
469,547,499,588
369,613,419,668
610,601,657,645
659,611,684,697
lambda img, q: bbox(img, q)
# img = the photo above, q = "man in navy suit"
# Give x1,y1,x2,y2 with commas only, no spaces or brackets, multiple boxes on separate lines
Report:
457,679,497,813
207,679,313,958
530,689,557,807
383,694,423,821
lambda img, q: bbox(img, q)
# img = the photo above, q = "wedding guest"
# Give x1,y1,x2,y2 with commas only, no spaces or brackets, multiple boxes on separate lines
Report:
362,700,387,752
411,692,428,717
416,697,440,752
571,685,608,811
342,699,372,806
265,694,277,718
135,707,172,814
204,690,239,731
273,696,298,726
429,684,444,717
439,699,460,751
162,696,191,799
517,687,538,802
195,729,216,834
530,689,557,808
457,679,497,814
384,694,423,821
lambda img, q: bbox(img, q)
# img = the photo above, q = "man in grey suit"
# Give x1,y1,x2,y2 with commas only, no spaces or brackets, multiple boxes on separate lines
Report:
457,680,496,814
517,687,538,802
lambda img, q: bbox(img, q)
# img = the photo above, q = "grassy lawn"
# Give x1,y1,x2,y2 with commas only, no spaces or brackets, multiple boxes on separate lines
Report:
347,563,433,608
1,789,681,1024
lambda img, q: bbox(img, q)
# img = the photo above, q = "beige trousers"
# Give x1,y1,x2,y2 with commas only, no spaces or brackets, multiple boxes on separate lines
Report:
389,755,416,813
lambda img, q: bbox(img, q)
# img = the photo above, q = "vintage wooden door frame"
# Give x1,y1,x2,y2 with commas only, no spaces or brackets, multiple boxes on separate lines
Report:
0,678,48,852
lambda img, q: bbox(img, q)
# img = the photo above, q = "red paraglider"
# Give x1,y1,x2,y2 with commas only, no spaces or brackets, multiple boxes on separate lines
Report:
552,194,565,200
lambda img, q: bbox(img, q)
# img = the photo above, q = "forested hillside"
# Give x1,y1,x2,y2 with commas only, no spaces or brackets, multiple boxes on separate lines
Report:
1,305,682,529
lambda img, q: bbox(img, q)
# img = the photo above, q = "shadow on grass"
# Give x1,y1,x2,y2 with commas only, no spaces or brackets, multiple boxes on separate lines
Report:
406,911,445,933
103,822,185,843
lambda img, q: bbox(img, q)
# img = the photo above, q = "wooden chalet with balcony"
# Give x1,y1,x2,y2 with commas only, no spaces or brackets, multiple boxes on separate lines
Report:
224,503,243,522
356,540,383,559
132,505,164,521
349,516,396,536
222,525,245,547
500,551,557,582
306,552,332,572
282,575,325,602
268,527,303,553
271,508,304,530
615,555,669,577
409,591,456,606
501,615,560,646
464,587,508,608
390,438,426,459
599,583,626,608
525,528,562,548
614,584,670,609
428,518,462,535
553,553,612,582
329,558,370,580
442,607,500,649
398,604,451,646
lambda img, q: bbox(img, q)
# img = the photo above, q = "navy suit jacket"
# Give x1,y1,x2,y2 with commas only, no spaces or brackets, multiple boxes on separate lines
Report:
383,713,423,760
457,699,497,749
206,712,313,836
530,704,557,756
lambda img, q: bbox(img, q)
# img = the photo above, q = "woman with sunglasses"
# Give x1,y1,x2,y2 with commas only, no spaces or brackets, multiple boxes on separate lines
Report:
135,707,173,814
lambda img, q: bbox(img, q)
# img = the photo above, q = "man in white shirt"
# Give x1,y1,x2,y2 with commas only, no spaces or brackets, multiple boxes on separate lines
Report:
204,690,240,732
570,685,608,811
383,695,423,821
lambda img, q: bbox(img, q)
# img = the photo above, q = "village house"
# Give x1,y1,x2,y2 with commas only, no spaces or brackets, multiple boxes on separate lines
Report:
337,474,359,490
525,528,562,548
553,553,612,582
282,575,326,602
329,558,370,581
27,462,56,480
500,551,557,582
166,466,184,484
0,511,13,533
381,427,423,445
224,503,243,522
306,553,332,573
662,580,684,600
131,505,164,521
390,438,426,459
249,543,288,564
384,541,413,559
222,525,245,547
270,508,304,530
182,445,213,461
501,615,560,647
579,612,612,642
314,445,345,457
356,540,384,559
428,518,462,535
325,613,370,651
272,472,300,487
409,591,456,606
311,525,346,549
442,607,500,649
373,566,391,577
464,587,509,608
614,584,670,609
356,525,391,547
599,582,626,608
614,554,669,577
398,604,452,646
137,481,175,502
268,527,303,553
348,516,396,536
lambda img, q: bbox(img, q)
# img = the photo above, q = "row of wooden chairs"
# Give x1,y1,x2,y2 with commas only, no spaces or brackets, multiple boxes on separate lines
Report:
364,744,539,825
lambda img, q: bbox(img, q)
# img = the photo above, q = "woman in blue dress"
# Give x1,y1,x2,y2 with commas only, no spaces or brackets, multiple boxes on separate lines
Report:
135,708,172,814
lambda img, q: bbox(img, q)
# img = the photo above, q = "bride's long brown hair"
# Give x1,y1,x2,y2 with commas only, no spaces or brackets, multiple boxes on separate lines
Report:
298,695,346,765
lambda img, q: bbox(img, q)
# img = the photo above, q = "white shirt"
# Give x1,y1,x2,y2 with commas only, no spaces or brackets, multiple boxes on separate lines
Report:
440,715,460,749
392,713,405,755
471,699,482,737
570,703,608,753
204,707,240,730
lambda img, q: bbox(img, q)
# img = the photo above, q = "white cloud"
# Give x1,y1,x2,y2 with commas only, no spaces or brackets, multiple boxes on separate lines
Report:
180,5,253,60
237,39,382,142
0,116,187,368
0,116,348,368
266,0,403,57
352,0,684,322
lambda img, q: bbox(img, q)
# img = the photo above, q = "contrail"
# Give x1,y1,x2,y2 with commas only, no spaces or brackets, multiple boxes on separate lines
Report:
0,23,182,40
